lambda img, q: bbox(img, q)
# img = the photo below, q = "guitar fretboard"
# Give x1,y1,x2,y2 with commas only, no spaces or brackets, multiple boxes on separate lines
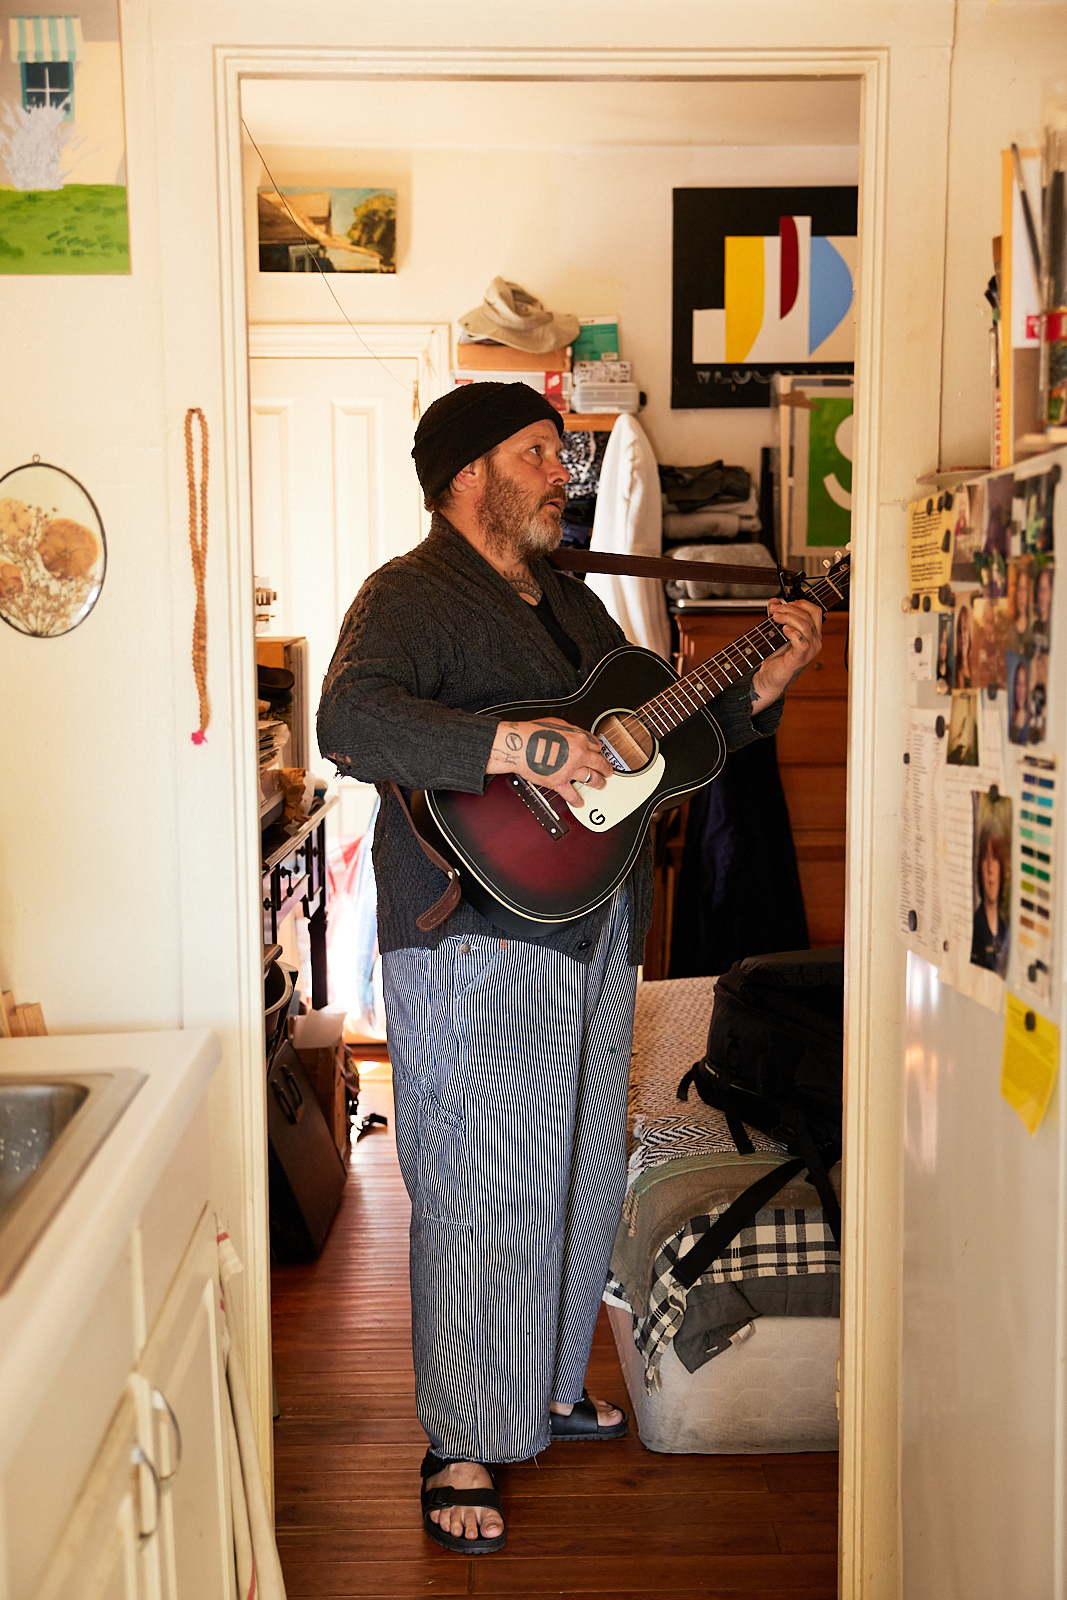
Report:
634,563,849,739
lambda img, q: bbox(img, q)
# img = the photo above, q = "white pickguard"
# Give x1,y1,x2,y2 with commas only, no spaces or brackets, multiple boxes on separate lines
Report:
569,754,666,833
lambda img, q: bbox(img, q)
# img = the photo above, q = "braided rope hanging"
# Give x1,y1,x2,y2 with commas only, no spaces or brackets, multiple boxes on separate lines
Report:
185,408,210,744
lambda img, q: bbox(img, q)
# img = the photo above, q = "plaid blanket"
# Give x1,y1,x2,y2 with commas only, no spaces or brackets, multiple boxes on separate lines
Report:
606,1198,840,1391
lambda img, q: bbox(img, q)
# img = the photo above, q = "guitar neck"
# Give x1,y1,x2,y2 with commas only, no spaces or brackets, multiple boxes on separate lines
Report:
638,566,848,738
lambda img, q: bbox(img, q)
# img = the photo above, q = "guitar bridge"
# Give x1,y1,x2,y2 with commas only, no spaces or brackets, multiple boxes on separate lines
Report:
507,776,570,839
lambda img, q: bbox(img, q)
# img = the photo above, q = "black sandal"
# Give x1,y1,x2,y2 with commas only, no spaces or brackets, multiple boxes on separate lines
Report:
420,1450,506,1555
549,1389,629,1441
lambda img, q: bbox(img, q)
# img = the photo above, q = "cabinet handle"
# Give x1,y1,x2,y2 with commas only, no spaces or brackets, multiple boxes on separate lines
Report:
152,1388,183,1483
131,1445,161,1541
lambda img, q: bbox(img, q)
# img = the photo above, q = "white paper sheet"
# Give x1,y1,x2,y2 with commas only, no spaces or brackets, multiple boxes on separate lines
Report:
898,709,945,965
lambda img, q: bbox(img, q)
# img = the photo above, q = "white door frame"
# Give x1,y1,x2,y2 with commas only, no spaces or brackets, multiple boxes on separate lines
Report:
208,44,949,1595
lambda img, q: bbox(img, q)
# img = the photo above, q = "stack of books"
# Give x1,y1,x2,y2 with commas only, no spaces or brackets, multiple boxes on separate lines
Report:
258,717,290,772
454,335,572,412
451,315,640,422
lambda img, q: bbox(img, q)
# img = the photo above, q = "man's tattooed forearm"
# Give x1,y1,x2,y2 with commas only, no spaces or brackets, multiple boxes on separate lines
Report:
526,728,569,775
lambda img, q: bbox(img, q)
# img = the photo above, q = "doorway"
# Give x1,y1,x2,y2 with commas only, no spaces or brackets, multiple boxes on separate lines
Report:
217,47,895,1595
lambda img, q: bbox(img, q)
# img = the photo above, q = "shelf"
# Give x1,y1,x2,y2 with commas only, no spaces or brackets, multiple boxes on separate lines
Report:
561,412,625,432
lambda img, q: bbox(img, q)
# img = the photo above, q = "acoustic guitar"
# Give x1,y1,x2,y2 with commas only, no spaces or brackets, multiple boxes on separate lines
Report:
411,555,849,935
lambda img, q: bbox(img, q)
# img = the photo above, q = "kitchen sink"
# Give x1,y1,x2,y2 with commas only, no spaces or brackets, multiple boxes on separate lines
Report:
0,1071,145,1294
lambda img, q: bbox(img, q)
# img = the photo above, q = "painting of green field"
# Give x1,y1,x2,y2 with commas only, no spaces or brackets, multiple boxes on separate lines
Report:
0,184,129,274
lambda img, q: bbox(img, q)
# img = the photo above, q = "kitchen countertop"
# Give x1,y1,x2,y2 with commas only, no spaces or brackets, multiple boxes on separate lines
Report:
0,1029,221,1468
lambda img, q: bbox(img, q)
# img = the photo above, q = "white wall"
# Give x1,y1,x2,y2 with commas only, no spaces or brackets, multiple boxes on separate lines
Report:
242,113,859,476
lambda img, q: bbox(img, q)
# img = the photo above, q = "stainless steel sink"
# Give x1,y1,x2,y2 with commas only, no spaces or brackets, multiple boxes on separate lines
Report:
0,1071,145,1294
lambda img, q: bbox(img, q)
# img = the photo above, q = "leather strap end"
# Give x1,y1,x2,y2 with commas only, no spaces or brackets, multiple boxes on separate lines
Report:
415,873,462,931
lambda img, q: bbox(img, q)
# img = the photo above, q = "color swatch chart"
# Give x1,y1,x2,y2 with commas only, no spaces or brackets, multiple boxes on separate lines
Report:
1018,756,1057,1002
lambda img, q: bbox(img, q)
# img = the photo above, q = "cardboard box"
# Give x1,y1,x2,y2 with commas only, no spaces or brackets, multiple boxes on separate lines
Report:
456,342,571,372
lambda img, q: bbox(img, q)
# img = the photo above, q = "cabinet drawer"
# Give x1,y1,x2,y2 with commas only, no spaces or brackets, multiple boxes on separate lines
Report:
786,648,850,699
797,857,847,946
777,699,848,765
780,765,848,833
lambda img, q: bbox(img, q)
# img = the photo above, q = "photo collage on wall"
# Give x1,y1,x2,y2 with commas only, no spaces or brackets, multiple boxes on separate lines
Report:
900,453,1063,1032
950,466,1057,750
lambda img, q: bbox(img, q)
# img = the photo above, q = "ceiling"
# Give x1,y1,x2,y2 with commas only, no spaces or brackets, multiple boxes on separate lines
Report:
240,76,861,151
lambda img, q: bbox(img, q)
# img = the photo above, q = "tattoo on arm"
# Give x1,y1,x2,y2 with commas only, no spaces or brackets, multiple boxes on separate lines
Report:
526,728,569,775
505,731,522,752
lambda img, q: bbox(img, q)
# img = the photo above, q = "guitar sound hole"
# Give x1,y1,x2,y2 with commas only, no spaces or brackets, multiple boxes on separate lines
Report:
596,712,655,774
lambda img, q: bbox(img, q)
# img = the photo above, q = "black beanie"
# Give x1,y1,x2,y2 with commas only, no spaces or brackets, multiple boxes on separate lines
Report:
411,382,564,501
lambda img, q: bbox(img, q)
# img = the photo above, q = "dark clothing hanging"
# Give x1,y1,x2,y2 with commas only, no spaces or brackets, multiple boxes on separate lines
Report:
668,734,809,978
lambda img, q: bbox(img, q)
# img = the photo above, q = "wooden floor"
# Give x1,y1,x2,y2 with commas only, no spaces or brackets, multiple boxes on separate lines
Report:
271,1075,839,1598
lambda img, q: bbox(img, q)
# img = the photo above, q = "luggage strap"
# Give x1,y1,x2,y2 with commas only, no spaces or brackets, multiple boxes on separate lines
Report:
672,1158,806,1291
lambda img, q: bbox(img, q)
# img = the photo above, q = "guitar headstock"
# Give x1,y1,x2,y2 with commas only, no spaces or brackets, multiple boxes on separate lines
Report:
790,549,851,612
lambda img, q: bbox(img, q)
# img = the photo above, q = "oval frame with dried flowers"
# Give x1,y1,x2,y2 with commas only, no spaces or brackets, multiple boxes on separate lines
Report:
0,459,106,638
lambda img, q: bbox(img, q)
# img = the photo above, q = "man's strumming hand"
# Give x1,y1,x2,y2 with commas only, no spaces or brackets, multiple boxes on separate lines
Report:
487,717,612,810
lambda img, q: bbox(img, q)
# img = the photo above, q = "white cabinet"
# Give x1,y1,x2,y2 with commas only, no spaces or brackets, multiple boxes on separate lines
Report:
34,1393,153,1600
3,1093,236,1600
138,1210,234,1600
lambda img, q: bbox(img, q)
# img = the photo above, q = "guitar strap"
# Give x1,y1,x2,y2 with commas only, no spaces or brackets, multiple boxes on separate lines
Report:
548,548,796,589
385,551,794,930
385,781,463,931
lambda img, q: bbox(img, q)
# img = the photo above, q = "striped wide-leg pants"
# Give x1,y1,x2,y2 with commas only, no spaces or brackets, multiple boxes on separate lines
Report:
382,888,637,1465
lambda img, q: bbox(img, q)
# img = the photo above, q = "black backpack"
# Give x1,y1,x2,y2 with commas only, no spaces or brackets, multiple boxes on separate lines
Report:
673,948,843,1291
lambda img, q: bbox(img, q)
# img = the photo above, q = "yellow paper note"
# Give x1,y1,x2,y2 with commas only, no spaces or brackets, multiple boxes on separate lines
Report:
1001,994,1060,1135
907,497,954,607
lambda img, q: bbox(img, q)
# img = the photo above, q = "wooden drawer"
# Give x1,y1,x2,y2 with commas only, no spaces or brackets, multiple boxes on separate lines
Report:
780,765,848,833
777,699,848,765
796,857,847,946
675,611,850,693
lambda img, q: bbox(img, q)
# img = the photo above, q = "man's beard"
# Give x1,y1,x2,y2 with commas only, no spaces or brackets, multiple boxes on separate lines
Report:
476,456,563,561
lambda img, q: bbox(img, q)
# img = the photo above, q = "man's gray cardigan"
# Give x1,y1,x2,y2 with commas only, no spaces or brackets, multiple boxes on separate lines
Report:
317,516,783,966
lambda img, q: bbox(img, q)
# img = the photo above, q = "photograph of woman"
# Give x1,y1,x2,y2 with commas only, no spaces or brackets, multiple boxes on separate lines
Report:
970,794,1012,979
955,601,973,689
1007,652,1030,745
1006,557,1033,655
1032,560,1053,650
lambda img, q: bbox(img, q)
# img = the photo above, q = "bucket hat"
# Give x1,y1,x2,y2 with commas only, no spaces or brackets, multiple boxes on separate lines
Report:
459,277,580,355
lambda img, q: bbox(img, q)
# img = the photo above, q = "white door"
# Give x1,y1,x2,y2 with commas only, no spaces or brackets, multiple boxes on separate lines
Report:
249,344,429,841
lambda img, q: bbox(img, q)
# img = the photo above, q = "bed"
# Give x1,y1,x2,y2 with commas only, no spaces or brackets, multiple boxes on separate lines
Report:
606,975,841,1454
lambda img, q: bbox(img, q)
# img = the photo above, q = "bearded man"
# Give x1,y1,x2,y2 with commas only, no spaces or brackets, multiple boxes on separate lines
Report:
317,382,822,1555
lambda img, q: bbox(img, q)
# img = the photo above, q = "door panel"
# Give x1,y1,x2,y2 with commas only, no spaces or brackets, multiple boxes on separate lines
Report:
250,354,422,840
